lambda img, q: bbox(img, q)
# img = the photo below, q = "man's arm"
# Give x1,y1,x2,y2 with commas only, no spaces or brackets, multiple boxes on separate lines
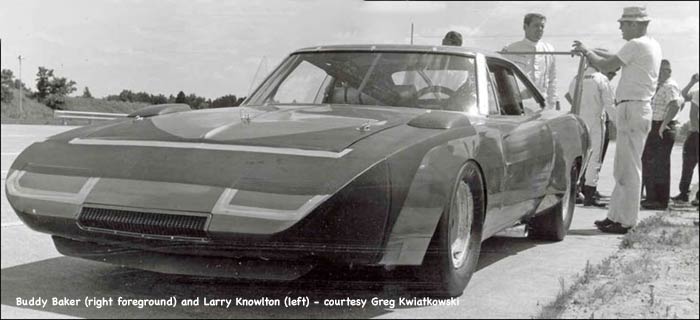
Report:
658,99,681,138
592,48,615,59
547,55,557,108
681,73,699,101
572,41,625,73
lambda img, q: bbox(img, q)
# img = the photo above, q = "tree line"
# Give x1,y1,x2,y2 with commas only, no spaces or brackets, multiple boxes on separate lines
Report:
1,67,245,109
105,90,245,109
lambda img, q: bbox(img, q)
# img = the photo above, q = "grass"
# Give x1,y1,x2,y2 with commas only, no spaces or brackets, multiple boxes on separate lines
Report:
536,213,699,319
1,88,56,124
622,213,699,249
1,88,148,125
63,96,148,114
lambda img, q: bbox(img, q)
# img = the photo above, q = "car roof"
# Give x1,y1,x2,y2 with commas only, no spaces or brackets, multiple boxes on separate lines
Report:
293,44,503,59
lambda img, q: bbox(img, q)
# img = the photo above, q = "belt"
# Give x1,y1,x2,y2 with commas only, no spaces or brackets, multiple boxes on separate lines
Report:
615,99,648,105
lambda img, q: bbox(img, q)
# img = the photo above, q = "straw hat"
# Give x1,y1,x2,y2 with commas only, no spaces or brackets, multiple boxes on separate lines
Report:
618,7,651,22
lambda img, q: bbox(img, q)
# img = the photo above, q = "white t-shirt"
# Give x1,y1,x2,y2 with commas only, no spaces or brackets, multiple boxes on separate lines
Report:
615,36,662,102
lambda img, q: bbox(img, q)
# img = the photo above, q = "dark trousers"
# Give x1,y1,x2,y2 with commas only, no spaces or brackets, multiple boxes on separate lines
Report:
641,121,677,205
679,131,699,200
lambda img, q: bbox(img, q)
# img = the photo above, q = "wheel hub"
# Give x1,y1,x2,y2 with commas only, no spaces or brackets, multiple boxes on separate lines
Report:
450,180,473,269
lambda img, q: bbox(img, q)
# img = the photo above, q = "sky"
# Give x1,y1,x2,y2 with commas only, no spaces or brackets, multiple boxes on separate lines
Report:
1,0,698,119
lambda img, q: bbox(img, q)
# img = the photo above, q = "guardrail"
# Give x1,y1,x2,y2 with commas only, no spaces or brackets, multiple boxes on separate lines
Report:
54,110,129,125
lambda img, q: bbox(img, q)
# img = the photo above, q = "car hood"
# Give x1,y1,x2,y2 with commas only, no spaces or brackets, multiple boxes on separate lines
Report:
56,105,416,153
9,104,472,232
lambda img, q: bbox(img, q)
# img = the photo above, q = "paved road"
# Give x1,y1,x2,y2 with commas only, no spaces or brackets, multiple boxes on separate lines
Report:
1,124,696,318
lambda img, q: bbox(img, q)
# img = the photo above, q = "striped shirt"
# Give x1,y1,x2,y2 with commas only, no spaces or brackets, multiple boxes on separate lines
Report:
651,78,682,121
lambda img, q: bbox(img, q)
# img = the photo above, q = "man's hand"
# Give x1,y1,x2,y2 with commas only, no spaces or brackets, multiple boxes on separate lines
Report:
658,125,667,139
691,73,699,84
572,41,589,55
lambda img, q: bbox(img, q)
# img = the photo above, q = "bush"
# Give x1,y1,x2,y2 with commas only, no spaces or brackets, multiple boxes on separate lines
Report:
34,67,76,109
1,69,14,103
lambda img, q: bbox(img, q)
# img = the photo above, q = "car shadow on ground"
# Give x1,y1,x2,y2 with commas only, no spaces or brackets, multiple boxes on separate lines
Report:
1,235,545,318
566,229,607,236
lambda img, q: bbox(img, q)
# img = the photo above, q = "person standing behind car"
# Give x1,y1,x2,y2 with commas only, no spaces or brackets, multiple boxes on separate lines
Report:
572,6,662,234
641,59,683,210
601,68,620,176
593,68,621,201
442,31,463,46
671,73,699,206
503,13,558,108
564,62,615,207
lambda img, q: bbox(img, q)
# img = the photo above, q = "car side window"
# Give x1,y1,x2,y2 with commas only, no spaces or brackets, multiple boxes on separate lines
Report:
511,71,543,115
488,64,522,115
487,61,544,116
486,72,500,115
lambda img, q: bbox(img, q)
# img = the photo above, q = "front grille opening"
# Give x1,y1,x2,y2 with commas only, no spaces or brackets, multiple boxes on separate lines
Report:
78,207,208,239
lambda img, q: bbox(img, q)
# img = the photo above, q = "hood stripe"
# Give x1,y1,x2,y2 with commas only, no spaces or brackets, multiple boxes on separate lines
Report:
69,138,352,158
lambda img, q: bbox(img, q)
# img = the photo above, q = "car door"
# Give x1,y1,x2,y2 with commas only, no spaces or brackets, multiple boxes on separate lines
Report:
485,59,555,225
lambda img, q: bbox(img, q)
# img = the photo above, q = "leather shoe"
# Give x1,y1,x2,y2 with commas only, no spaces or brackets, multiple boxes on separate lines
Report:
597,222,630,234
594,191,608,200
584,197,607,208
582,186,606,208
594,218,614,228
641,201,667,210
671,193,689,203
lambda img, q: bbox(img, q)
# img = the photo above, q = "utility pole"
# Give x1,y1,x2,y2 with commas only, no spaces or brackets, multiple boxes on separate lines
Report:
410,22,414,45
18,55,23,115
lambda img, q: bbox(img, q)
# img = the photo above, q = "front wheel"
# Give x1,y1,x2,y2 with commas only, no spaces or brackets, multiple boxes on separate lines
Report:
527,163,578,241
416,161,485,297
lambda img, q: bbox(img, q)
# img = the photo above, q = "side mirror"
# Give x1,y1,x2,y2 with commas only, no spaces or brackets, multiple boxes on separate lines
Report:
127,103,191,118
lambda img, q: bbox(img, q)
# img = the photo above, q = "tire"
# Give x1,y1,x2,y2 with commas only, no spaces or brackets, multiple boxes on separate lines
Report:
527,163,578,241
416,161,485,297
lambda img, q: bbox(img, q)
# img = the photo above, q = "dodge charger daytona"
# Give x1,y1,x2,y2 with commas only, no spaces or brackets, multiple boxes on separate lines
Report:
6,44,590,297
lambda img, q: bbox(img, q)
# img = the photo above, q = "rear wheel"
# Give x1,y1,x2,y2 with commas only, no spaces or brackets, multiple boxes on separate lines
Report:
527,163,578,241
417,161,485,297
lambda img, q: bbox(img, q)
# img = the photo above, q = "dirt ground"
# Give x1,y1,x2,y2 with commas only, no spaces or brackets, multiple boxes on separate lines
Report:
557,205,699,319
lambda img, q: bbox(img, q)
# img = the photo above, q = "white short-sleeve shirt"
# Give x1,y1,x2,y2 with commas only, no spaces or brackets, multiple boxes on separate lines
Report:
615,36,662,102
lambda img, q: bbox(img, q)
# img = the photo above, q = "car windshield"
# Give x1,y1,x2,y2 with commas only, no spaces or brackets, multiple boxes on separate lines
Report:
247,51,477,112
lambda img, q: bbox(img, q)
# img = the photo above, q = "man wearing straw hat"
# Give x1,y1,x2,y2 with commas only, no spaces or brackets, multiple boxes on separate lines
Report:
572,6,662,234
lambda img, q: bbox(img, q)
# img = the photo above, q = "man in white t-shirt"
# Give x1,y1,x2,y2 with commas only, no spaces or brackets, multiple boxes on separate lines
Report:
572,6,662,234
